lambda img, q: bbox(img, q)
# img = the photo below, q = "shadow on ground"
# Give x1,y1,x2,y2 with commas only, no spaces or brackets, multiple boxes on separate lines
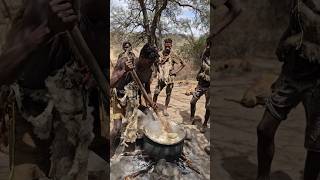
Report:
222,155,293,180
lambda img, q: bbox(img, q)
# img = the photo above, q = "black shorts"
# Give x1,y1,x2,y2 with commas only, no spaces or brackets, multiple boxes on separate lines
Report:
192,85,210,108
266,74,320,151
154,80,174,95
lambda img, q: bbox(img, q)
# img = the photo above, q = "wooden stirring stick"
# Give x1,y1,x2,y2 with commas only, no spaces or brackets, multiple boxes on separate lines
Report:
123,50,172,132
129,70,172,133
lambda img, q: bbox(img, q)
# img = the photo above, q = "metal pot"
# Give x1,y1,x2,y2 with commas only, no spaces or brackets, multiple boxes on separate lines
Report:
143,121,186,161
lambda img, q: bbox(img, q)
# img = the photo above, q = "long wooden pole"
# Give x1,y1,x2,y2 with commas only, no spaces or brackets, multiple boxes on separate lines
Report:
130,70,172,132
123,48,172,132
68,27,110,100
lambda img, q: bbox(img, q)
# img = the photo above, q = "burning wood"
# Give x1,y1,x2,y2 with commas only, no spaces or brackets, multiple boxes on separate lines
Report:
110,125,210,179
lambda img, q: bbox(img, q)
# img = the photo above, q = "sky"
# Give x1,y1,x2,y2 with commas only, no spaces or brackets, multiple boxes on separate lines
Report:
110,0,208,37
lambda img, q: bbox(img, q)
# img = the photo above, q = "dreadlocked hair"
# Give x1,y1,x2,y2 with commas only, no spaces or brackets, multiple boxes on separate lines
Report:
139,43,159,62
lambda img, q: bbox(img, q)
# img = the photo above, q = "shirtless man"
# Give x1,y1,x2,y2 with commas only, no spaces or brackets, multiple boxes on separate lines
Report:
190,38,211,133
153,38,185,116
118,41,136,60
257,1,320,179
0,0,107,179
110,43,159,152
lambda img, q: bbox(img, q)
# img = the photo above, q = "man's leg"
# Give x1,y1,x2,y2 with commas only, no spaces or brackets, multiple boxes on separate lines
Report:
304,151,320,180
190,86,205,124
153,81,165,104
89,90,108,161
201,108,211,133
110,118,122,156
12,113,52,179
200,90,210,133
200,109,210,133
190,96,199,124
256,110,281,180
110,97,125,156
163,83,174,116
303,82,320,180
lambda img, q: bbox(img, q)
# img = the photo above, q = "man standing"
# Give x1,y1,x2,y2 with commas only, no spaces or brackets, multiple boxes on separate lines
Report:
0,0,108,179
190,38,211,133
153,38,185,116
118,41,136,60
256,1,320,180
110,43,158,152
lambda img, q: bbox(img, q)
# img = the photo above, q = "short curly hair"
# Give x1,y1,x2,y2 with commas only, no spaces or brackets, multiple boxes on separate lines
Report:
122,41,132,48
164,38,173,44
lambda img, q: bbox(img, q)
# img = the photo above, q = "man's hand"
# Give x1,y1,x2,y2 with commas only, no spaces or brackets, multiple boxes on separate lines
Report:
49,0,78,32
124,57,134,72
23,23,50,49
169,69,177,76
151,102,158,110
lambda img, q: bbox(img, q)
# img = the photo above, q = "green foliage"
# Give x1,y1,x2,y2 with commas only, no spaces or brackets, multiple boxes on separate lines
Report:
179,35,207,66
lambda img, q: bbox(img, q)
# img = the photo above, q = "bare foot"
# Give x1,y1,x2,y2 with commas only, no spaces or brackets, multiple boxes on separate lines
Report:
163,109,169,116
200,124,208,133
204,146,210,155
190,117,195,125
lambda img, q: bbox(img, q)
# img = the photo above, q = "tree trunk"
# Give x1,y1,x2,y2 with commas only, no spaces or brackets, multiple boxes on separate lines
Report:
138,0,151,43
150,0,168,47
157,21,163,50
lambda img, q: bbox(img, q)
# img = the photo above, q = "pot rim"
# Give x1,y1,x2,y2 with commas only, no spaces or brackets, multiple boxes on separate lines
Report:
143,126,186,146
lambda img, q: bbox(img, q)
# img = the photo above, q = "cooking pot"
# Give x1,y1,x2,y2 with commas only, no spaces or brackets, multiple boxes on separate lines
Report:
143,120,186,161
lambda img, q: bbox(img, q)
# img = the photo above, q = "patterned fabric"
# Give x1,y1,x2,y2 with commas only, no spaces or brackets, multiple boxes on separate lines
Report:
193,85,210,109
112,82,140,119
154,80,174,96
157,50,184,84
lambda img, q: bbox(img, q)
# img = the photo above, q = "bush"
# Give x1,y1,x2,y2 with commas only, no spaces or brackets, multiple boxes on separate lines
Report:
179,36,207,67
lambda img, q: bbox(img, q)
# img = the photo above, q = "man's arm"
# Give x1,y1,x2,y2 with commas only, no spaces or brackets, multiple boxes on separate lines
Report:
110,57,133,88
171,53,186,75
0,24,50,86
110,59,126,88
144,80,157,108
110,69,127,88
276,10,300,61
212,0,242,38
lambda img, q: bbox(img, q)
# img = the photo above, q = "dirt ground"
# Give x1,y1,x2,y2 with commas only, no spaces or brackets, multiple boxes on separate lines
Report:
151,80,207,124
212,57,319,180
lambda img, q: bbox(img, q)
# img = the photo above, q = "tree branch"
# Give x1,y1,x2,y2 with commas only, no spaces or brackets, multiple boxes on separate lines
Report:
138,0,151,43
171,0,204,14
